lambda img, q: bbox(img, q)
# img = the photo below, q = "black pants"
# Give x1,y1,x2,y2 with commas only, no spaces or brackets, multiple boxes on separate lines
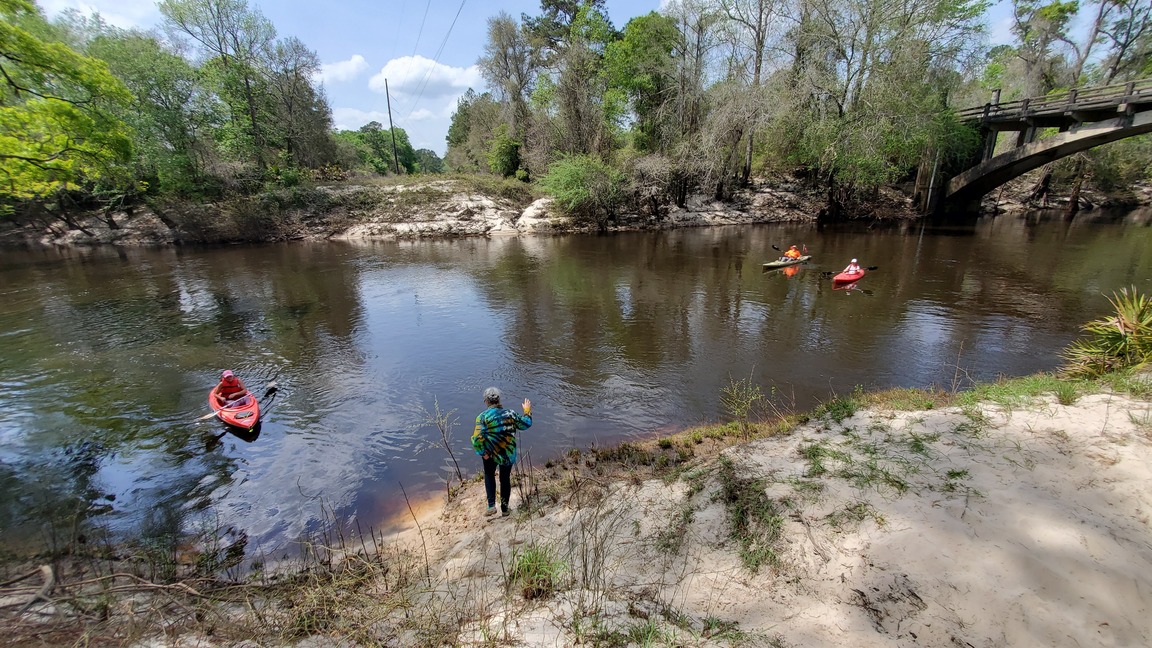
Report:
483,457,512,511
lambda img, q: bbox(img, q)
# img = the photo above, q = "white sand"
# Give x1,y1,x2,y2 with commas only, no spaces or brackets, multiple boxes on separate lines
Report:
390,391,1152,647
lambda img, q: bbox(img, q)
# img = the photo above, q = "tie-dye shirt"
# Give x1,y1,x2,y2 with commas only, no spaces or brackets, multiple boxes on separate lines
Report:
472,406,532,466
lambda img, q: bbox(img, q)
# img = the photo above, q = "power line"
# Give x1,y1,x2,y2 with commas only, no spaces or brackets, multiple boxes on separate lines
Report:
404,0,468,121
400,0,433,90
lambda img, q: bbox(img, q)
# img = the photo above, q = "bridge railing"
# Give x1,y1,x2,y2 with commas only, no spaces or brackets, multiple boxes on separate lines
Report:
956,78,1152,123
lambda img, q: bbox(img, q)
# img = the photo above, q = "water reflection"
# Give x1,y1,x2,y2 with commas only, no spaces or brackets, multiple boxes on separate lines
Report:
1,211,1151,561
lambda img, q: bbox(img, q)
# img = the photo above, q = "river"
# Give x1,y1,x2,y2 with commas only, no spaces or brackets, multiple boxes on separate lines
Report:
1,208,1150,558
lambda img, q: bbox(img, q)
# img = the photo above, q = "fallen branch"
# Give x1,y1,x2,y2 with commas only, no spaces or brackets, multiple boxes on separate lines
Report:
17,565,55,614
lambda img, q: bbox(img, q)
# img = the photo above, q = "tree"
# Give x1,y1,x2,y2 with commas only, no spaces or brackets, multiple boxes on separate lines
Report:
0,0,132,210
478,12,537,139
264,36,336,169
1098,0,1152,83
445,89,502,172
1010,0,1077,94
159,0,276,171
777,0,988,215
532,5,619,161
605,12,681,154
348,121,416,175
414,149,444,173
487,124,522,177
85,28,210,195
538,153,625,230
720,0,779,184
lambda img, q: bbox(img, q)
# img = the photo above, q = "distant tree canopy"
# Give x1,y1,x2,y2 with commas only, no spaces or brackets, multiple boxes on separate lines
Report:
333,122,418,175
0,0,132,210
3,0,1148,225
0,0,426,224
448,0,1152,216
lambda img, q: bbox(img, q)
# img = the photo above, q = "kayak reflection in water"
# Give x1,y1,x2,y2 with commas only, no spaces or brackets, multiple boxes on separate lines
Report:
833,281,872,295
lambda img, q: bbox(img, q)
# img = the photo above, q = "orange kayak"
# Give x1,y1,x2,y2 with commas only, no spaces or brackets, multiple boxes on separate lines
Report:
208,387,261,430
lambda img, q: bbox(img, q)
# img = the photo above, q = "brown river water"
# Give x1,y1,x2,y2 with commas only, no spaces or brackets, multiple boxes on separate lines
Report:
1,209,1150,558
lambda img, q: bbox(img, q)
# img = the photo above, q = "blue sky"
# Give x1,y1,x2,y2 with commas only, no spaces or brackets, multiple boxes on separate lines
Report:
40,0,1022,156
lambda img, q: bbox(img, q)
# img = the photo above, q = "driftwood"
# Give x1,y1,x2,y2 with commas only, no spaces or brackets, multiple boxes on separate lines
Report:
17,565,54,614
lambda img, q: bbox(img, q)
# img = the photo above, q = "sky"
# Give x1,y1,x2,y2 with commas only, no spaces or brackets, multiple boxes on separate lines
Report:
38,0,1024,157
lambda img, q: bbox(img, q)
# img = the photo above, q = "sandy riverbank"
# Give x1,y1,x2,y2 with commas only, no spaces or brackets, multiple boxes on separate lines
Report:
5,383,1151,647
382,388,1152,647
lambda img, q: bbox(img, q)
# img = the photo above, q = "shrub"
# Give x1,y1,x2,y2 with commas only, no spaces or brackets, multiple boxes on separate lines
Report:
487,124,521,178
720,374,764,438
538,154,625,230
1062,287,1152,378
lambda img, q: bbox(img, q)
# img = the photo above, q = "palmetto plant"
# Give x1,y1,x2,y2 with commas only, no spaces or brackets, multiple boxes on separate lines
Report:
1062,288,1152,378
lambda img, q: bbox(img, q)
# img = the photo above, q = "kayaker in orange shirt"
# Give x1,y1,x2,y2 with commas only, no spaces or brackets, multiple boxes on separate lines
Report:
214,370,250,407
781,245,802,261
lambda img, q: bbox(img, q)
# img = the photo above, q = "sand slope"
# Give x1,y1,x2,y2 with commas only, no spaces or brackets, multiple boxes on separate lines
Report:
395,392,1152,647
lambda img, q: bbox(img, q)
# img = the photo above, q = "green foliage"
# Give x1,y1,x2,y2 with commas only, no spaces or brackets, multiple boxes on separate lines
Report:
0,0,133,203
814,392,860,424
715,457,783,573
85,29,207,196
413,148,444,174
487,124,522,177
445,89,501,173
508,541,566,599
1085,134,1152,191
1062,287,1152,379
604,12,679,150
538,154,624,228
720,374,765,438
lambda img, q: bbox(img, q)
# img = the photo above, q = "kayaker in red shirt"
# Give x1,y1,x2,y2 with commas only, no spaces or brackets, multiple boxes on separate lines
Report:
214,370,250,407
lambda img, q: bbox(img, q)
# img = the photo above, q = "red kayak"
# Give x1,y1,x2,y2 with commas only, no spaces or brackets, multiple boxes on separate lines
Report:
832,268,866,284
208,387,261,430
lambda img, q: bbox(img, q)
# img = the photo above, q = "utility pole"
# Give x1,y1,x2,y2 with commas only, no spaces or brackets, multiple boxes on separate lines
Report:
385,78,401,175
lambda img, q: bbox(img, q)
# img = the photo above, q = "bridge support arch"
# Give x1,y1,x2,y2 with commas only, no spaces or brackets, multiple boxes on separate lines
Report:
942,111,1152,215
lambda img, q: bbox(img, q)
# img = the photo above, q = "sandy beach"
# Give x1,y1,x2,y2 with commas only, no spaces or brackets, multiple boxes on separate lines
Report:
386,389,1152,647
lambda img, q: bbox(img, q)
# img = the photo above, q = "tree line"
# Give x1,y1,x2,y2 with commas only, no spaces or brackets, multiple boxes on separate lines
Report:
0,0,442,228
448,0,1151,226
2,0,1148,232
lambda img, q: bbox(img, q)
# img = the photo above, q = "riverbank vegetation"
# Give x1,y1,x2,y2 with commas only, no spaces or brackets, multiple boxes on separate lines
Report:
2,0,1150,244
3,289,1151,646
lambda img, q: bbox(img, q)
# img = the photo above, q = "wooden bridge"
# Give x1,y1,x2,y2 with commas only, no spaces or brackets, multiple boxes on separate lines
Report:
924,79,1152,215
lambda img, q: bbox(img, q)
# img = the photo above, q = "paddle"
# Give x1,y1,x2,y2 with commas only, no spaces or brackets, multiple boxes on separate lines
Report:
820,266,878,279
197,381,278,422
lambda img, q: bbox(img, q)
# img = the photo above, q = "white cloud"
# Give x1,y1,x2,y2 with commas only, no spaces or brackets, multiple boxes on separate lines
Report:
368,55,483,100
40,0,159,30
316,55,369,85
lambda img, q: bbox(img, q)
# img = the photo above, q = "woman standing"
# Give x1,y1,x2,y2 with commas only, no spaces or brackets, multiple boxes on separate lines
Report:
471,387,532,517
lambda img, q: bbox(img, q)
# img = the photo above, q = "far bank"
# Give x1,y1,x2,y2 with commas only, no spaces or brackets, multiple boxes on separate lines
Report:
2,172,1148,249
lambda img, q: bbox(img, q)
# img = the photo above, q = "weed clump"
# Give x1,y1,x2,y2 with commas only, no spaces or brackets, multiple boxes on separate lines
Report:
715,457,784,572
508,541,567,600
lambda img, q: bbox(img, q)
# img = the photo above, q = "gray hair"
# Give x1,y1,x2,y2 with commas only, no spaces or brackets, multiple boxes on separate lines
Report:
483,387,502,404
